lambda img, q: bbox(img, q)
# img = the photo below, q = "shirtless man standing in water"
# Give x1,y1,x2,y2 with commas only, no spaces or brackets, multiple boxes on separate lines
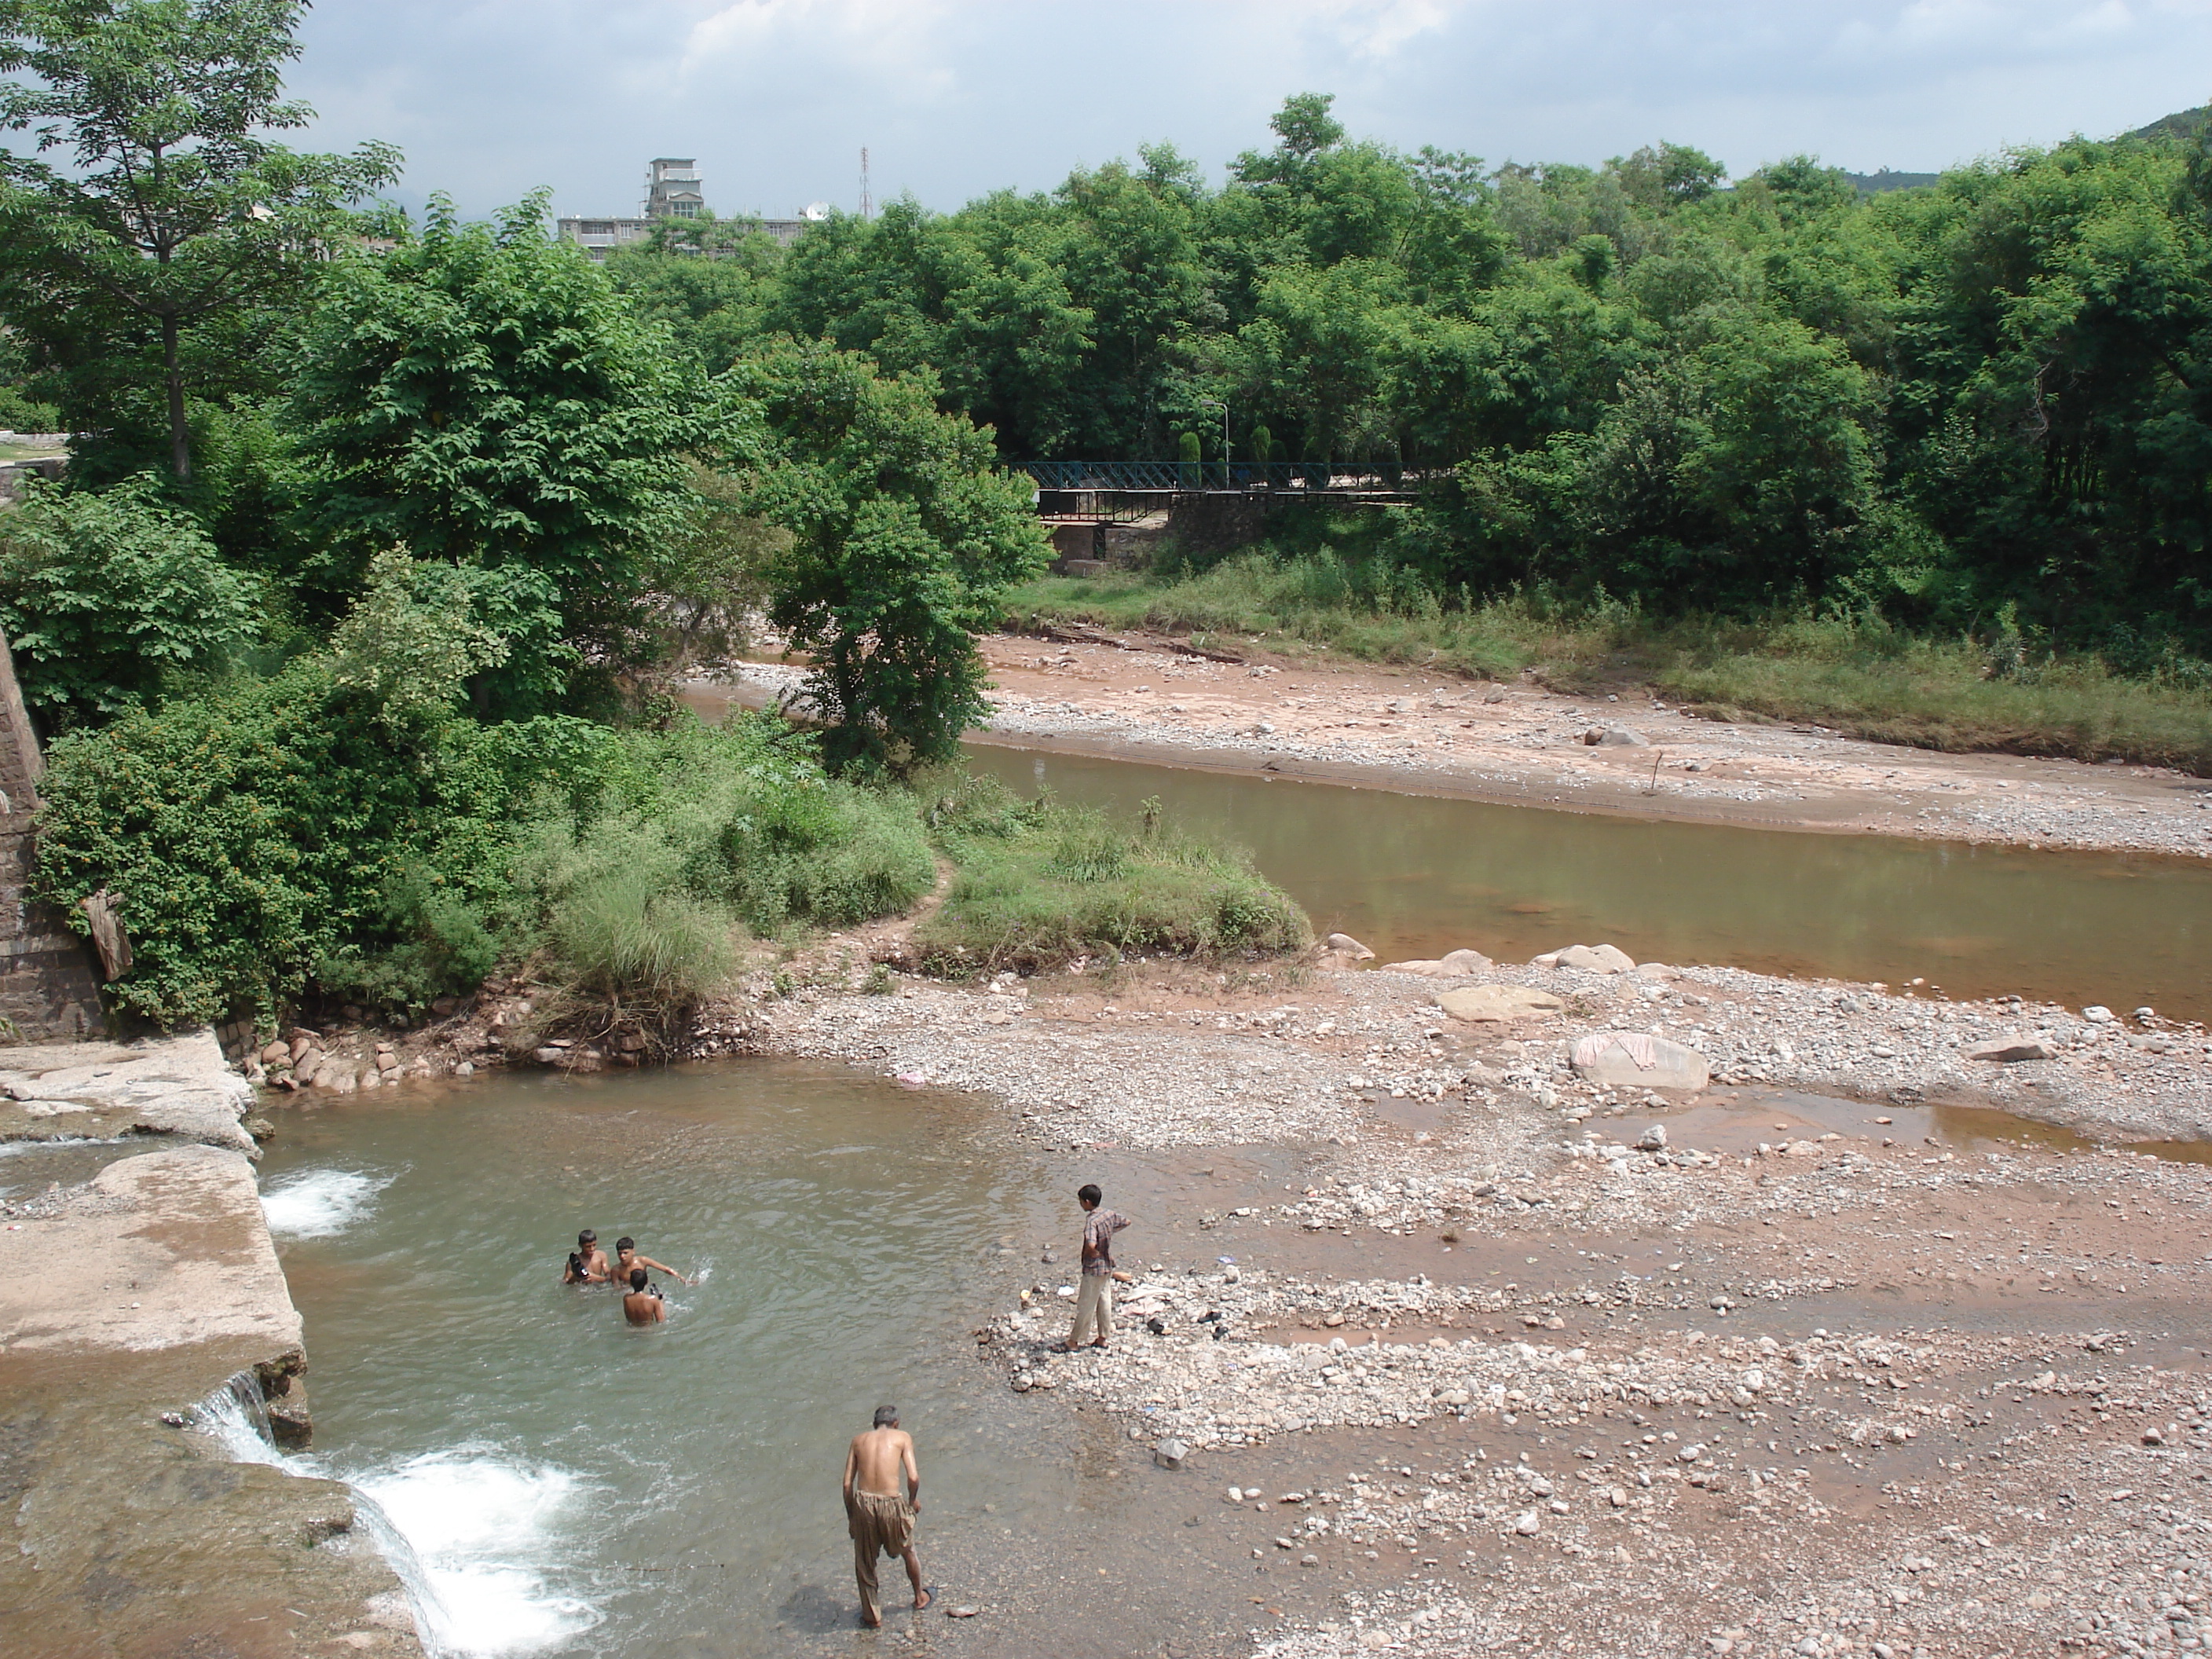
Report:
841,1407,929,1627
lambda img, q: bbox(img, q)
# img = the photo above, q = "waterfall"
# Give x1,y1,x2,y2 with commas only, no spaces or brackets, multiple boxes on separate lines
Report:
196,1371,452,1654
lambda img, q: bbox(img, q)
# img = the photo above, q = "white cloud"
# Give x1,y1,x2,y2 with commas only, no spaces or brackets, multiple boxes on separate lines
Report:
283,0,2212,218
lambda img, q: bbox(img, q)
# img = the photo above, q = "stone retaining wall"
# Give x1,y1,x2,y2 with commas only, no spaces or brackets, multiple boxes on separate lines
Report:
0,629,105,1039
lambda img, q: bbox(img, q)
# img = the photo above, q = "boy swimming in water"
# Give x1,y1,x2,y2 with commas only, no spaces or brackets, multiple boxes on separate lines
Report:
614,1236,691,1287
622,1266,666,1324
563,1229,612,1285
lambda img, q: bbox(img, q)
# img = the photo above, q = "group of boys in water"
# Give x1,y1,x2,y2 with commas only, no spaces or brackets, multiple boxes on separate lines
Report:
558,1182,1130,1627
561,1228,691,1324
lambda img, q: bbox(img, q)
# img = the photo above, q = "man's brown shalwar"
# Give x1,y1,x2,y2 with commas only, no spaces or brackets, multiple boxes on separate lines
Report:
845,1488,917,1624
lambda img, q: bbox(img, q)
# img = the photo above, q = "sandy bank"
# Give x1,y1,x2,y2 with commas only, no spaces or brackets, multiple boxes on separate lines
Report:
712,640,2212,859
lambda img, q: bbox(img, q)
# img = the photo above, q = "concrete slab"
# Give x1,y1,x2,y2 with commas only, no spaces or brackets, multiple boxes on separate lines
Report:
0,1027,255,1154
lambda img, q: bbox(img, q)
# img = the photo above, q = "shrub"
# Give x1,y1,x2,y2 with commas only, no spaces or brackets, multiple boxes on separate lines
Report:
31,661,516,1025
0,474,259,731
518,817,736,1003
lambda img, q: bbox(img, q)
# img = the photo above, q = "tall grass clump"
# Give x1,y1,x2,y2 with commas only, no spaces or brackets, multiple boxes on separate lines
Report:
915,772,1307,976
516,815,738,1005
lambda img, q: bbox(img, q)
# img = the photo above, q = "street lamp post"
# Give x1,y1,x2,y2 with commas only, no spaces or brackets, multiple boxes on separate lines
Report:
1199,398,1229,489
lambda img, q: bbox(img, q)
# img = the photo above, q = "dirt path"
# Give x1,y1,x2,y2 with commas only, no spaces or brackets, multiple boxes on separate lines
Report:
706,637,2212,859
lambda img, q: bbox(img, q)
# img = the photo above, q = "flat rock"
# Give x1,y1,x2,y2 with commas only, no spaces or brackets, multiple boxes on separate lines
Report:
1438,985,1567,1024
1965,1038,2055,1064
0,1144,302,1360
0,1028,253,1154
1555,943,1636,975
1322,932,1375,961
1569,1031,1711,1091
1379,947,1494,979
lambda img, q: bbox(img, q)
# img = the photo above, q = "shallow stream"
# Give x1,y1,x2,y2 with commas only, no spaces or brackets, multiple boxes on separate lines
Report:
964,745,2212,1022
248,1063,1268,1659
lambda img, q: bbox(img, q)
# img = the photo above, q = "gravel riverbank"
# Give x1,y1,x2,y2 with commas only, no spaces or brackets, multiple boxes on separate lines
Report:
712,642,2212,859
672,928,2212,1659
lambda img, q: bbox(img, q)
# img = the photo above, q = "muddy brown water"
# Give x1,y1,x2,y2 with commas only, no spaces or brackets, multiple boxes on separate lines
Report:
962,745,2212,1023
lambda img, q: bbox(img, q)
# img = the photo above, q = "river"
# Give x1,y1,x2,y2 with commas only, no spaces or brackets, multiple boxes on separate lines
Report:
963,744,2212,1022
251,1062,1280,1659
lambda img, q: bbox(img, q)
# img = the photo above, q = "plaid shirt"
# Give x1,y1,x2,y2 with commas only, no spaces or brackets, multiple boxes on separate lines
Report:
1080,1207,1129,1276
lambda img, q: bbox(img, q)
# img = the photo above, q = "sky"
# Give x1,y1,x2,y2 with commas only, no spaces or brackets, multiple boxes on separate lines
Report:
280,0,2212,220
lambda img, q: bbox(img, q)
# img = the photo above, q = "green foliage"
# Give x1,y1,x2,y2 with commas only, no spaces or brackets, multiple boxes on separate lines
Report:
565,714,937,934
27,657,523,1025
286,195,696,713
0,473,258,728
917,778,1308,976
0,0,400,478
593,95,2212,664
30,677,945,1024
328,548,522,729
515,816,736,1004
716,342,1048,775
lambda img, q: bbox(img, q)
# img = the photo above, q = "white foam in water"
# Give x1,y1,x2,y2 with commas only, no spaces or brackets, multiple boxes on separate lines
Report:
260,1166,394,1238
352,1450,602,1657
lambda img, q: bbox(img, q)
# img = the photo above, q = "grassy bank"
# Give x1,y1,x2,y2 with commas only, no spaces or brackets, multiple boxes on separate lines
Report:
36,668,1309,1031
1007,554,2212,775
913,771,1308,976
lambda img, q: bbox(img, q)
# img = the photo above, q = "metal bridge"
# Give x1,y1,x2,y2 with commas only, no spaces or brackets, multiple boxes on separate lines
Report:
1024,460,1424,521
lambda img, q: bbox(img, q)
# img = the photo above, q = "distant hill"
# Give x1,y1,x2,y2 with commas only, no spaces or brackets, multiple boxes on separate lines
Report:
2132,104,2210,143
1834,106,2208,197
1843,168,1939,195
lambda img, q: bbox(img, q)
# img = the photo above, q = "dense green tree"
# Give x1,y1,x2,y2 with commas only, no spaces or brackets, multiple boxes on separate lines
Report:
0,471,258,728
285,194,696,712
713,342,1047,775
0,0,399,478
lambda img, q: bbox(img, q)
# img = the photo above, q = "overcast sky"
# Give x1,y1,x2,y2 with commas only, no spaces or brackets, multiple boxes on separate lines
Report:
282,0,2212,220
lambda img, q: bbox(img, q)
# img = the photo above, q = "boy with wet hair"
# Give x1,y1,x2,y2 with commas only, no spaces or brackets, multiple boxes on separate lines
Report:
842,1405,928,1627
562,1229,612,1284
622,1266,666,1324
613,1235,691,1287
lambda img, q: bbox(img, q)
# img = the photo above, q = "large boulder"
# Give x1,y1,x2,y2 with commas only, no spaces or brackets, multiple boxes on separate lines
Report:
1555,943,1635,975
1439,984,1566,1024
1569,1031,1710,1091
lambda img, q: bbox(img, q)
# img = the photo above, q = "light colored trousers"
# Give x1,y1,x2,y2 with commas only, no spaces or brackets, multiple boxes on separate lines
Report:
1071,1273,1114,1344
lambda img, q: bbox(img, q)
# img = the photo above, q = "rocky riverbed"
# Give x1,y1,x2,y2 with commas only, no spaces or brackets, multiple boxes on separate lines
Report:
703,931,2212,1659
232,905,2212,1658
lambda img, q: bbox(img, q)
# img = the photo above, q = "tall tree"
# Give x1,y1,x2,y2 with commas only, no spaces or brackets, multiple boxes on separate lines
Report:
286,194,696,715
0,0,398,478
717,342,1048,776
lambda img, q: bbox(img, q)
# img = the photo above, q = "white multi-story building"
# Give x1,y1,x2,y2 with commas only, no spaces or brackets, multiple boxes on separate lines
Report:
556,159,822,261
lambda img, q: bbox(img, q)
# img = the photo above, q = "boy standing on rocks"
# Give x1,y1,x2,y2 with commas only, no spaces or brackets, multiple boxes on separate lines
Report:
842,1405,928,1627
1057,1184,1129,1352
